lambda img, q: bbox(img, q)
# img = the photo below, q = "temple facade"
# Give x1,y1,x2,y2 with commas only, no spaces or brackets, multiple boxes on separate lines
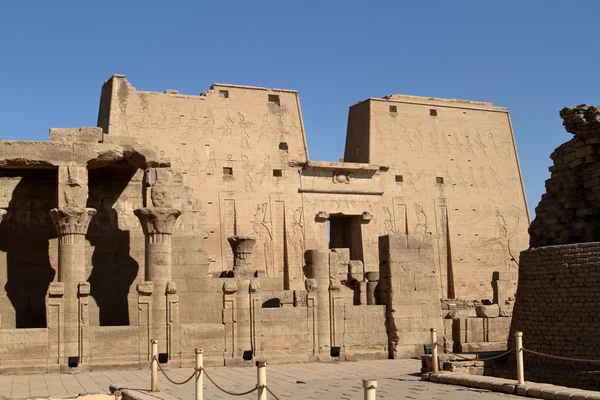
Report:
0,75,529,372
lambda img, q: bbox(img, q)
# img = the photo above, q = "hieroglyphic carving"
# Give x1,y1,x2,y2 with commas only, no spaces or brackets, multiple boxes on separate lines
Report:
241,155,254,192
383,207,395,234
259,113,270,139
332,173,350,184
203,109,215,136
413,203,428,235
205,151,216,175
189,150,201,176
220,112,235,137
258,156,272,186
238,113,253,149
252,203,273,275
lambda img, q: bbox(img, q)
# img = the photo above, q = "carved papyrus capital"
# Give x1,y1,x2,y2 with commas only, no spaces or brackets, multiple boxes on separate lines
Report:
137,281,153,295
49,207,96,243
227,235,256,272
134,207,182,242
48,282,64,297
78,282,91,296
223,281,237,295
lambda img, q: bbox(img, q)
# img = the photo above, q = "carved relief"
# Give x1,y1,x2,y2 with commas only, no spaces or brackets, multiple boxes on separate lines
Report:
238,113,253,149
62,166,87,208
203,109,215,136
137,281,154,295
189,150,201,176
383,207,395,234
332,172,350,184
259,114,270,139
145,168,174,208
223,281,237,295
205,151,216,175
258,156,272,186
305,279,317,292
49,207,97,238
220,112,235,137
134,207,182,236
413,203,428,235
242,155,254,192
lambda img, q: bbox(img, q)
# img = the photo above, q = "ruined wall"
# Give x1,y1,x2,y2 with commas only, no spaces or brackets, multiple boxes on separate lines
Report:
529,105,600,247
496,243,600,390
347,95,529,300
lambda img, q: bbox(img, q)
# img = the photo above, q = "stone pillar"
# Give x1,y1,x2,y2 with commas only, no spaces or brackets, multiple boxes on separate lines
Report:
304,250,331,357
365,272,380,305
134,207,181,359
48,207,96,367
228,235,256,278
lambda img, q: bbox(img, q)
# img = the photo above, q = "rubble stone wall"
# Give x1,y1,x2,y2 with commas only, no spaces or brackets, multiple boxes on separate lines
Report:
529,105,600,247
496,243,600,390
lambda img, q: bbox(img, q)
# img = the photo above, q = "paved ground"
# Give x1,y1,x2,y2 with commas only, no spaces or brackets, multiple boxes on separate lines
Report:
0,359,520,399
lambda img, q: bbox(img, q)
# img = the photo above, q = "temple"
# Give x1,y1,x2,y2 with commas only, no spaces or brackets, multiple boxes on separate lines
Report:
0,75,529,372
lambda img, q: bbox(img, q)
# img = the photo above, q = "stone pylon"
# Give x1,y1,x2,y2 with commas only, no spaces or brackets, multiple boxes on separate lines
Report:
134,207,181,361
48,207,96,367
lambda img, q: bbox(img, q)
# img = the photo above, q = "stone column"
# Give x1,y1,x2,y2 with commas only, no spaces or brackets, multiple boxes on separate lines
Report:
365,272,380,305
49,207,96,367
228,235,256,278
304,250,331,358
134,207,181,359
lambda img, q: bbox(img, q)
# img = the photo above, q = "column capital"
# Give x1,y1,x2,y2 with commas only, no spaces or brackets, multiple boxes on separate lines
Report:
49,207,96,237
134,207,182,236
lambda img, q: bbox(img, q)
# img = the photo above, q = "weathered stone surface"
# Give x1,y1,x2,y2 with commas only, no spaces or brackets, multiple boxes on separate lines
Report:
0,75,529,373
475,304,499,318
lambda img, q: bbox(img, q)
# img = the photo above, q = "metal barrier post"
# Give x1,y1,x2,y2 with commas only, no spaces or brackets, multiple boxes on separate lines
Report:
151,339,158,392
431,328,439,373
256,361,267,400
362,379,377,400
195,348,203,400
516,331,524,385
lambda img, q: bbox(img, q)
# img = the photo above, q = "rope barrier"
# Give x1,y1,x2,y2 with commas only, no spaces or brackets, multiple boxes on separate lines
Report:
435,343,514,362
266,386,282,400
154,357,197,385
522,348,600,363
199,366,259,396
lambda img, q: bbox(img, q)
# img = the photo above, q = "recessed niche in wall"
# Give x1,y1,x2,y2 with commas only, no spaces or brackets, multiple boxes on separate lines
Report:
268,94,281,106
436,177,444,184
389,105,397,113
430,109,438,116
279,142,289,151
219,90,229,98
223,167,233,176
273,169,283,177
395,175,404,183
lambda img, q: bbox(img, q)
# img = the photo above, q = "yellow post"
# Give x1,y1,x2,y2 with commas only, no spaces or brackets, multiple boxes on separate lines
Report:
431,328,439,373
151,339,158,392
362,379,377,400
256,361,267,400
516,331,524,385
195,348,203,400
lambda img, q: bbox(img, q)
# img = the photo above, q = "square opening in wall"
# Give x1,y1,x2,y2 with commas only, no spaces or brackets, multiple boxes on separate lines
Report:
389,105,397,113
395,175,404,182
430,109,438,116
223,167,233,176
219,90,229,98
268,94,281,106
279,142,289,151
436,177,444,184
272,169,283,177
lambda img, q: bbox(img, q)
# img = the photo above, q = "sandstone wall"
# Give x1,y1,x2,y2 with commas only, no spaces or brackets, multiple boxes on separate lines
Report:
497,243,600,390
346,95,529,300
529,105,600,247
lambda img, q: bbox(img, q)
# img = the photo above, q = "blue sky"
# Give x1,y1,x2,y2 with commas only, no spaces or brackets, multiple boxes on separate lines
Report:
1,1,599,217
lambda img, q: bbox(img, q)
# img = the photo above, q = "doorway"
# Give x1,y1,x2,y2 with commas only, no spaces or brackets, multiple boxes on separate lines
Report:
327,215,364,263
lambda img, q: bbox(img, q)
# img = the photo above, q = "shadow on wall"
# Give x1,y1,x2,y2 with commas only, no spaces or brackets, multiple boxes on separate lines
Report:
87,161,140,326
0,169,57,328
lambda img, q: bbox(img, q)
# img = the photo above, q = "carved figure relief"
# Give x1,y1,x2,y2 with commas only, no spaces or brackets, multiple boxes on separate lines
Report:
287,207,305,281
258,156,272,186
383,206,395,234
242,155,254,192
413,203,428,235
205,151,216,175
238,113,253,149
259,113,270,139
219,112,234,137
189,150,201,176
202,109,215,136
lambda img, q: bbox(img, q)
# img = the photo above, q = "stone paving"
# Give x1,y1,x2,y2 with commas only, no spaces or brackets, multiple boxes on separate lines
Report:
0,359,520,399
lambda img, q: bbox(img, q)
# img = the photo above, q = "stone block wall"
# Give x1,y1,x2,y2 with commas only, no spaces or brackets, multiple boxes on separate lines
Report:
530,105,600,247
379,234,443,358
496,243,600,390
